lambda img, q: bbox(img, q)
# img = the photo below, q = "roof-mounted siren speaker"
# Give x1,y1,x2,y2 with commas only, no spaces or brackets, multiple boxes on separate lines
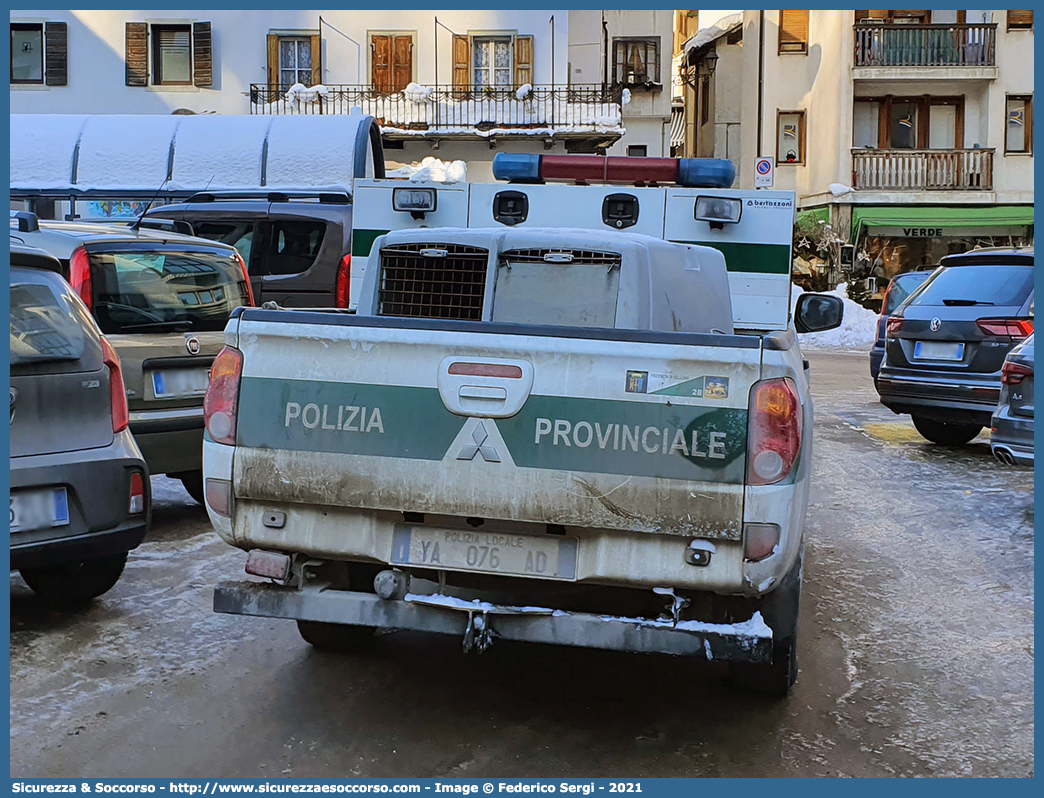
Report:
492,153,735,188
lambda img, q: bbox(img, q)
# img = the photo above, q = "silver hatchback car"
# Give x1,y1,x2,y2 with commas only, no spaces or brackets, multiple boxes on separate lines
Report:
991,333,1034,466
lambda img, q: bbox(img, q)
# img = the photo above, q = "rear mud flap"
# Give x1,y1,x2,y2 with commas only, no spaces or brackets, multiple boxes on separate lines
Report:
214,581,773,663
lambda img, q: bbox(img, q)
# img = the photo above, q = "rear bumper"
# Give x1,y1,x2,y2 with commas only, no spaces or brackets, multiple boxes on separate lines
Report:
990,408,1034,466
134,421,204,476
11,521,148,570
877,371,999,425
10,431,150,569
213,580,774,662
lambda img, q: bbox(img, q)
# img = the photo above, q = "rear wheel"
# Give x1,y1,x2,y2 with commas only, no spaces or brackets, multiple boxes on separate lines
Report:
177,470,206,505
911,416,982,446
297,620,377,653
20,552,128,607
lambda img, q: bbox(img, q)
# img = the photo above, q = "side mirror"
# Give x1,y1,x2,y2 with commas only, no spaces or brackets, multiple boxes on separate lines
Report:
795,293,844,334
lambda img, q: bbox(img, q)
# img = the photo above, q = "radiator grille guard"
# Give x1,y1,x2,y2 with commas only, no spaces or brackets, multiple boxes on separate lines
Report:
500,248,622,269
378,243,489,321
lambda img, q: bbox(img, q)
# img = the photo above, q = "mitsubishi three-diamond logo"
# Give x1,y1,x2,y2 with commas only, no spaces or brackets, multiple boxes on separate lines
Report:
457,421,501,463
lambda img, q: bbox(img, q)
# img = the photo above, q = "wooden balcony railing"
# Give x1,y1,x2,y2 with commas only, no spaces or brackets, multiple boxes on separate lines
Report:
248,83,624,137
854,23,997,67
852,148,994,191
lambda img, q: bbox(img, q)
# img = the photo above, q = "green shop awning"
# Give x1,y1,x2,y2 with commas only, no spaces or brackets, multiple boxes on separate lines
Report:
853,205,1034,239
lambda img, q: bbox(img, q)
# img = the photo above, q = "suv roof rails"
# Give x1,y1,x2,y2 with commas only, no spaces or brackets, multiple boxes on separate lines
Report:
75,217,195,236
9,210,39,233
940,248,1034,268
184,190,352,205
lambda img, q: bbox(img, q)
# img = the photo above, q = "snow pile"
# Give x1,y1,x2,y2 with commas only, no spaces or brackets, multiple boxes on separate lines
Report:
515,83,532,100
10,115,89,189
404,82,433,104
829,182,854,196
621,88,631,106
386,157,467,184
792,282,880,349
75,115,183,190
284,82,329,105
684,12,743,53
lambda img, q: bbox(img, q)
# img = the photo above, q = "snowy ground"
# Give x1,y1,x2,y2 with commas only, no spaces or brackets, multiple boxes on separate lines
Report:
792,282,880,351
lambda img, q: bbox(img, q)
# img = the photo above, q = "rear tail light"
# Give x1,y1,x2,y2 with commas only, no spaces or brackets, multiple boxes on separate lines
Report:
203,346,243,445
206,478,233,517
748,377,802,486
335,254,351,308
129,471,146,515
1001,360,1033,385
69,246,93,310
879,283,892,317
885,316,903,336
101,337,129,434
233,251,255,306
977,318,1034,339
743,523,780,562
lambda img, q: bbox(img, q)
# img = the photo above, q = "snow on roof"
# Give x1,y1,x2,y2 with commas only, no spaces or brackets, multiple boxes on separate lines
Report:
265,114,358,189
10,113,381,195
75,115,182,190
684,12,743,54
170,115,272,190
10,115,89,190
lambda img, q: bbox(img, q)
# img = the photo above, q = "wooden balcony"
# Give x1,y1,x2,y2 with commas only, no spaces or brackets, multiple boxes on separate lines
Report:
854,23,996,68
852,148,994,191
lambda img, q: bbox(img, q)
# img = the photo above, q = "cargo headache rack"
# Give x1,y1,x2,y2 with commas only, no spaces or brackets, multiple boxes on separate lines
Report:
184,190,352,205
378,242,489,321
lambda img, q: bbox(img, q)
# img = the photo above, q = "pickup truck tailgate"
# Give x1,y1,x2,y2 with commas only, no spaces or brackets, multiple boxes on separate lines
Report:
232,315,761,540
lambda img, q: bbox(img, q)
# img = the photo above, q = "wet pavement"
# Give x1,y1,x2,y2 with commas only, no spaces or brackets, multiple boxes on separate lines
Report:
10,350,1034,778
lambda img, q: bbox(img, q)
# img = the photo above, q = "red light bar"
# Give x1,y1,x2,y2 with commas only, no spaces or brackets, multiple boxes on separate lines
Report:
448,363,523,379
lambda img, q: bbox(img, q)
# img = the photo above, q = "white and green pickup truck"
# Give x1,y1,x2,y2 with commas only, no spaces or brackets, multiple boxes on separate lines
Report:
203,157,842,696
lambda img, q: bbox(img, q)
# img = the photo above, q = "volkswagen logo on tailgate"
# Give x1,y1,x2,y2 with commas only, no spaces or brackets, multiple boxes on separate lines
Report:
930,317,942,332
186,336,201,355
10,387,17,425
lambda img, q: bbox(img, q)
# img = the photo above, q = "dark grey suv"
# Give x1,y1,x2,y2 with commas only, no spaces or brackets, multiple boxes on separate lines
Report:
146,190,353,308
10,244,151,605
877,248,1034,445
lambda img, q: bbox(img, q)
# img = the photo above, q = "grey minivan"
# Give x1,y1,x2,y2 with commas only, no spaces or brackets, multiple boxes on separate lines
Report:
10,243,151,604
877,248,1034,445
11,214,253,502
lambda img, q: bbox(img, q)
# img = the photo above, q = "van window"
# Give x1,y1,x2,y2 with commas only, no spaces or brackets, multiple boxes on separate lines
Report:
87,246,252,334
193,222,256,271
10,269,87,365
492,251,621,328
265,220,326,276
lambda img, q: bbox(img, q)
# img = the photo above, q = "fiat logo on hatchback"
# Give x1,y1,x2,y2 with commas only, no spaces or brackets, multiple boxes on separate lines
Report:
929,317,942,332
186,336,201,355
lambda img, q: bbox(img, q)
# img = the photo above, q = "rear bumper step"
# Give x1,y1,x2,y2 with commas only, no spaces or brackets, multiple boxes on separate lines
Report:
214,580,774,662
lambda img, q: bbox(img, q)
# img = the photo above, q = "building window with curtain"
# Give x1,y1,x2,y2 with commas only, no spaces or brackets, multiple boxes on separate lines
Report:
279,37,313,90
152,24,192,85
1006,96,1033,154
613,38,661,88
472,36,512,87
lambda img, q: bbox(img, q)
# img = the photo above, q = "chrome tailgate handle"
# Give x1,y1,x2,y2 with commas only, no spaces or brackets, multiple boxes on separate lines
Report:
437,357,534,418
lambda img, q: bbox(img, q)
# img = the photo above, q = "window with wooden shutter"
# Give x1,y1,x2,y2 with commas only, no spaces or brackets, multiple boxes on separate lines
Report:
452,34,470,93
193,21,211,87
1008,11,1034,30
125,22,148,86
310,34,322,85
778,10,809,54
152,24,192,85
514,35,533,88
371,34,391,92
43,22,67,86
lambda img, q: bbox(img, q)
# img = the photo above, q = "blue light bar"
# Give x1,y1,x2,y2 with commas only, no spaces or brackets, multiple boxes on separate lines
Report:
678,159,736,189
492,153,541,182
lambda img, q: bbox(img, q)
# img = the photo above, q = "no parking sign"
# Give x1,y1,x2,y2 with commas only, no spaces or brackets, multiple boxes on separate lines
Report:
754,157,774,188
